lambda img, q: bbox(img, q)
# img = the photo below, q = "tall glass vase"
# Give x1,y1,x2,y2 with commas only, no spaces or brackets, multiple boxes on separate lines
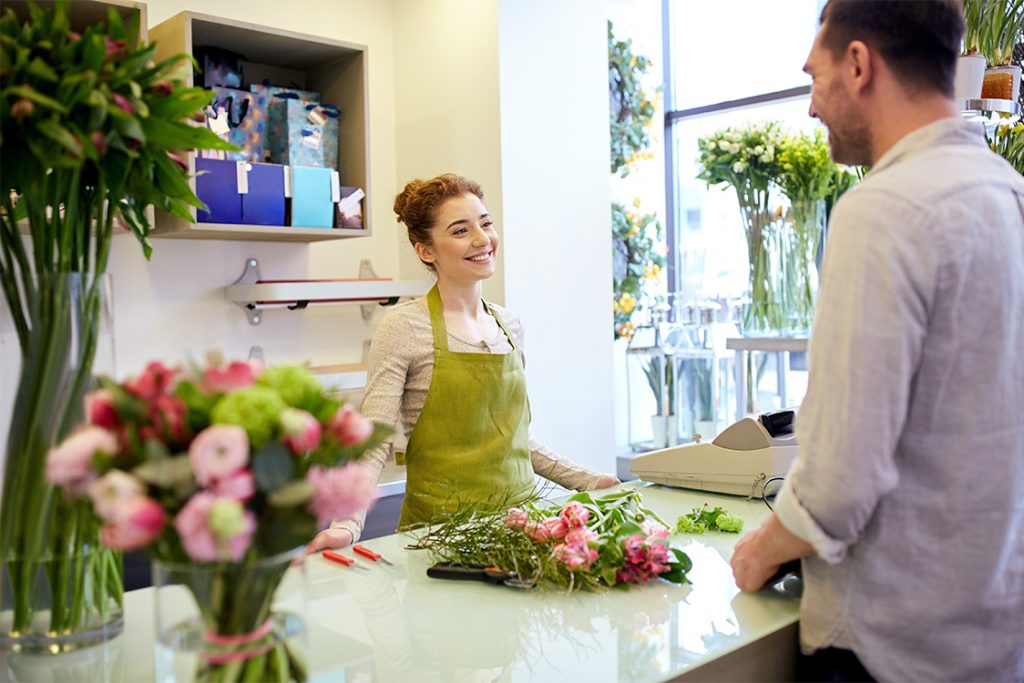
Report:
0,273,123,653
736,199,786,336
783,198,825,335
153,550,309,683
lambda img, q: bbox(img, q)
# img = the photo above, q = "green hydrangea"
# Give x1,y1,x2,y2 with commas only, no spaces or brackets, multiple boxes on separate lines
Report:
257,365,322,410
210,386,286,449
714,514,744,533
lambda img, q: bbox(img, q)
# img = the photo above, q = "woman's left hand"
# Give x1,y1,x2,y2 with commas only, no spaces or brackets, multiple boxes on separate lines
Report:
593,474,621,489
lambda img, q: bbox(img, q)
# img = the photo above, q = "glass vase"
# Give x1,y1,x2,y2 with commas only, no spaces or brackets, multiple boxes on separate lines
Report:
152,549,309,683
782,198,825,335
1,273,123,653
736,200,786,336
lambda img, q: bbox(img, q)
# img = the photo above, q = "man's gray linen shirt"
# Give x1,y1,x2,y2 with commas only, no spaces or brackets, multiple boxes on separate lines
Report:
774,118,1024,682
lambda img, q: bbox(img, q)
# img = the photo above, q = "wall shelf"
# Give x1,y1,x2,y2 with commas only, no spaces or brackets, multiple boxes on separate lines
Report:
148,11,370,243
309,362,368,392
226,258,430,325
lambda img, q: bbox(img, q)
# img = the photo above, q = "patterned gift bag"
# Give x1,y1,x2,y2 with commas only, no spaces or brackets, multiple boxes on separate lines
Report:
201,87,268,163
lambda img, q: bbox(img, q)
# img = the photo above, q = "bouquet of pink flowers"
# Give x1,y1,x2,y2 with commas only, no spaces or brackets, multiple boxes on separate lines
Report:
413,488,691,592
46,354,388,682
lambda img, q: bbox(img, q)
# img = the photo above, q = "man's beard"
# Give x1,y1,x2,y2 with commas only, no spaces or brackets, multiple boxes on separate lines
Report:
827,123,872,166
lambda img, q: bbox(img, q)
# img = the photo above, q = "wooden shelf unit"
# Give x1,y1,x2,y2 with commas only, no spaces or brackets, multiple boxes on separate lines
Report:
147,11,370,243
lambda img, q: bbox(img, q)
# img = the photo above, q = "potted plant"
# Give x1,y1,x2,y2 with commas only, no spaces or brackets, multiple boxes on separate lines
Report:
956,0,989,100
0,1,231,651
979,0,1024,101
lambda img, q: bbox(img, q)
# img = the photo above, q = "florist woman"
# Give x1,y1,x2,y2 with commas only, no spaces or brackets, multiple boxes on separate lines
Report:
308,174,619,552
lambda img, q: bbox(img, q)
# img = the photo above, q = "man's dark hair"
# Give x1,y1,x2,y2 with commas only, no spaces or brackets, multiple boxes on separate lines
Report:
819,0,965,97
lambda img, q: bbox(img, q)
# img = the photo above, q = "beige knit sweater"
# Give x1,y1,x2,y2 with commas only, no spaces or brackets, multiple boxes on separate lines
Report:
332,297,602,541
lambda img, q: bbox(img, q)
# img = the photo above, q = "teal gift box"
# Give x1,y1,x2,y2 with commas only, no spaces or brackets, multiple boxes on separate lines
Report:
291,166,336,228
268,99,340,169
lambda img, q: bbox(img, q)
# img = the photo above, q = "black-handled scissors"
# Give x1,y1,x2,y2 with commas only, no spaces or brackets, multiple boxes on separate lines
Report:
427,563,533,589
764,559,803,597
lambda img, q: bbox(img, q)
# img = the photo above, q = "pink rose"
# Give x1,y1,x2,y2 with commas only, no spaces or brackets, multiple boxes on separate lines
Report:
503,507,529,530
89,470,144,520
85,389,120,430
211,470,255,502
100,496,166,551
46,427,118,496
189,425,249,486
305,463,378,527
125,361,176,400
280,408,322,455
328,405,373,446
541,516,569,540
560,501,590,528
565,526,598,548
174,492,255,562
203,360,261,393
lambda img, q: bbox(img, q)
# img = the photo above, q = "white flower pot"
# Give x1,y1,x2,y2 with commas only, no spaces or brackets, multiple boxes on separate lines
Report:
983,65,1022,102
650,414,678,449
955,54,986,101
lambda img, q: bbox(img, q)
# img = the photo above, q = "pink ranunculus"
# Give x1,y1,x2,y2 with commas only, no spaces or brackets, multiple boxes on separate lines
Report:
305,463,378,527
560,501,590,528
328,405,374,446
524,522,550,543
125,361,176,400
89,470,144,520
189,425,249,487
204,360,262,393
565,526,598,548
211,470,255,502
100,496,166,551
174,492,255,562
541,516,569,540
280,408,322,455
503,507,529,530
85,388,120,430
46,427,118,496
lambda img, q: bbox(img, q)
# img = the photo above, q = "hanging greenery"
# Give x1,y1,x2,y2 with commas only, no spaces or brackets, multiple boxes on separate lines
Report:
608,21,657,178
612,200,664,340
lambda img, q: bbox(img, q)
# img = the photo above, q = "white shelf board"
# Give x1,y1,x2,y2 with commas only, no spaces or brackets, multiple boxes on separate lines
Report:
225,278,430,306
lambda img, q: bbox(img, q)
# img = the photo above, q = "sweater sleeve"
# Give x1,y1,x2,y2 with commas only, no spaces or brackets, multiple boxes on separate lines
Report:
330,308,412,542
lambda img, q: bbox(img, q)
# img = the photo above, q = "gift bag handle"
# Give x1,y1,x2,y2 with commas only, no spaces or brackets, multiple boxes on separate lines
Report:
212,94,250,128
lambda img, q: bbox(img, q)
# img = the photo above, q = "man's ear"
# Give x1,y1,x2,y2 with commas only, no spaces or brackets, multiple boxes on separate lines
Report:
846,39,874,96
414,242,435,265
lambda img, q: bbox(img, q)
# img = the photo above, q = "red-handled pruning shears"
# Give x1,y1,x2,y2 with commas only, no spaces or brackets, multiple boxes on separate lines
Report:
353,544,394,566
323,550,370,571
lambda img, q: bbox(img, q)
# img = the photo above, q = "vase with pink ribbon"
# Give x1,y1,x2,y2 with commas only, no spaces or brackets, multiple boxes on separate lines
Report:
152,549,308,682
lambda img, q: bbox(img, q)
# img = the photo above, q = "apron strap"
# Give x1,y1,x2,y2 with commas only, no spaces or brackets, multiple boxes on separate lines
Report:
425,284,449,352
487,304,519,352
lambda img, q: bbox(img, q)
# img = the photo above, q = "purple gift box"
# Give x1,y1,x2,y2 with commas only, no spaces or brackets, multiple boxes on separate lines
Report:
195,159,286,226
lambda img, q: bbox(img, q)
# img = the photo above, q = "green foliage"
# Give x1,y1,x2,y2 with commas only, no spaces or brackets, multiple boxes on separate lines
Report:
674,504,744,534
972,0,1024,65
988,121,1024,175
612,201,664,339
777,129,836,202
608,21,659,178
697,121,787,196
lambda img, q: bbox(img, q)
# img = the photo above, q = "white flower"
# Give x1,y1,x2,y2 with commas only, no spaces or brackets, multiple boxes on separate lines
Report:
753,145,764,155
733,161,748,173
761,150,774,163
729,143,741,153
718,140,730,151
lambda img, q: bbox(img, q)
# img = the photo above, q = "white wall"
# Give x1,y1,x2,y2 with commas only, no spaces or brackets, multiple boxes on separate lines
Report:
391,0,504,303
498,0,616,474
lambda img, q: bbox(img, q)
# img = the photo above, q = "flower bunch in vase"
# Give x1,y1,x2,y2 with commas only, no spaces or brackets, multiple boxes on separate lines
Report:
44,356,389,682
697,122,787,335
412,487,692,591
1,1,233,652
777,129,837,333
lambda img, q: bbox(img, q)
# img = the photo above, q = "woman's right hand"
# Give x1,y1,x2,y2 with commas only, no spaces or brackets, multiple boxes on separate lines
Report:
305,528,354,555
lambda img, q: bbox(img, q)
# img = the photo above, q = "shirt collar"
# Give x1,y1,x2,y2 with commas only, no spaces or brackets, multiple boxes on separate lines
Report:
870,116,986,174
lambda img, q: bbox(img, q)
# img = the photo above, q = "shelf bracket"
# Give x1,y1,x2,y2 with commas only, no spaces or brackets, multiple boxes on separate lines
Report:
234,258,263,325
359,259,383,321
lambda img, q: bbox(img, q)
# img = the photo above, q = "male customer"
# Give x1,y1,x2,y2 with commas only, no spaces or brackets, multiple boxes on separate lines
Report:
730,1,1024,681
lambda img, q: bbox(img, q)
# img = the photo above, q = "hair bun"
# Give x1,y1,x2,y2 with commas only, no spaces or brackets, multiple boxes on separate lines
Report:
393,179,426,224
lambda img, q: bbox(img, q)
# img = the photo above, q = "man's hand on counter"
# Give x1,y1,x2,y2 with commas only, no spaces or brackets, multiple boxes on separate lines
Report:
305,527,355,555
730,513,814,592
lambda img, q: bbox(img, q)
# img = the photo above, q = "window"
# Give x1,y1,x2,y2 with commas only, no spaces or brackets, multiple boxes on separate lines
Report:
663,0,824,298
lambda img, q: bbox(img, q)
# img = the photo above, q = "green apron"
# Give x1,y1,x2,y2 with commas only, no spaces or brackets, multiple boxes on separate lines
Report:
397,285,536,529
